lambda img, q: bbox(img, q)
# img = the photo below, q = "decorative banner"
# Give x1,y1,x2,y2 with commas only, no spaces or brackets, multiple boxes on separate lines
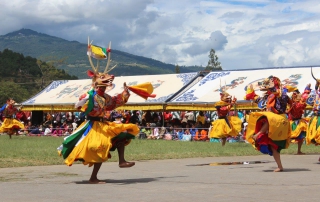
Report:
169,66,320,108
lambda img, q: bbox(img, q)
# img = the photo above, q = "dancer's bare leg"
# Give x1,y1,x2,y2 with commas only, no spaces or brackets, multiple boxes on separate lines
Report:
296,141,305,155
221,138,226,146
271,146,283,172
117,142,135,168
89,163,105,184
8,130,14,139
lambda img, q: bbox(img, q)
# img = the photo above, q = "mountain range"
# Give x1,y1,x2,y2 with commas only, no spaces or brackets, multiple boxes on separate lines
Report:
0,28,204,79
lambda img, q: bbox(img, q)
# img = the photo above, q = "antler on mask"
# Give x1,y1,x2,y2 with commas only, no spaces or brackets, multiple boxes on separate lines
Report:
87,36,116,87
311,67,320,91
219,79,232,102
104,41,117,74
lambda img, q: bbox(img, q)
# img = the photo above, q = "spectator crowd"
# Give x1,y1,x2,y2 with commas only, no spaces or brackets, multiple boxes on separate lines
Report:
0,110,248,142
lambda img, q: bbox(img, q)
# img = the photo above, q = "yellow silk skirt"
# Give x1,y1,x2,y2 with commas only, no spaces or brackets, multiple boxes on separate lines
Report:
209,116,242,139
289,119,307,139
62,121,139,167
0,118,24,133
246,112,290,149
306,116,320,145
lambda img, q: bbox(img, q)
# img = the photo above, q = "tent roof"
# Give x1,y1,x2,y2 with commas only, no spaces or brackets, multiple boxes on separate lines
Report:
166,66,320,111
21,72,199,111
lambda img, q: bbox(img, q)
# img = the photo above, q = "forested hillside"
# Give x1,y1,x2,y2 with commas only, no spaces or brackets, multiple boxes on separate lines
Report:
0,29,204,78
0,49,78,104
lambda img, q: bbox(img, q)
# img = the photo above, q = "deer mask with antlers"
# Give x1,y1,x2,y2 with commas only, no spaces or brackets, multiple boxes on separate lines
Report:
87,37,118,88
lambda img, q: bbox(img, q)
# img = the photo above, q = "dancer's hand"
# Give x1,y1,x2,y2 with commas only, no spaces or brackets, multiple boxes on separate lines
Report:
123,82,128,91
252,133,259,141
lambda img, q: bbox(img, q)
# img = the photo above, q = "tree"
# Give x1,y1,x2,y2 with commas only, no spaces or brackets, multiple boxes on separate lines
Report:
0,81,30,104
175,64,180,73
205,49,222,71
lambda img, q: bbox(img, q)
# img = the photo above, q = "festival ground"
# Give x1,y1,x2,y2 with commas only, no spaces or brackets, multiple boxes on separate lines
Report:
1,154,319,202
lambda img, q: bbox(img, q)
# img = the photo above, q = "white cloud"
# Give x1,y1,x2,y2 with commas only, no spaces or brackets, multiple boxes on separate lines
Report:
1,0,320,70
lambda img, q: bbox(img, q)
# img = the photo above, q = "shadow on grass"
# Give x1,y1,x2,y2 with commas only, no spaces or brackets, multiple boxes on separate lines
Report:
262,168,311,172
74,176,186,185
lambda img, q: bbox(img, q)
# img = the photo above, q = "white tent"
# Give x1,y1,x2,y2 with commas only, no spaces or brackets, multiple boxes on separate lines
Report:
166,66,320,111
21,72,199,111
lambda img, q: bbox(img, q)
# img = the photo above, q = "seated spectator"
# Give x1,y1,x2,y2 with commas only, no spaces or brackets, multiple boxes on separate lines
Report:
158,125,167,139
44,124,53,136
24,121,33,134
148,123,160,139
28,125,41,136
163,124,174,140
194,128,209,141
141,123,152,139
176,128,184,140
181,129,192,141
189,123,198,141
52,125,63,137
71,120,78,132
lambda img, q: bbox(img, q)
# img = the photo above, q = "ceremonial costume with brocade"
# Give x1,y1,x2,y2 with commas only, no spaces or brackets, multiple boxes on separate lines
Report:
306,94,320,146
58,87,139,166
209,91,242,143
287,86,310,145
57,37,155,174
246,76,291,156
0,99,24,138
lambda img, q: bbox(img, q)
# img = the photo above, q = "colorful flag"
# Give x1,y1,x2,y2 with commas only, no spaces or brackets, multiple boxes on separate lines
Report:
87,45,110,60
128,82,156,100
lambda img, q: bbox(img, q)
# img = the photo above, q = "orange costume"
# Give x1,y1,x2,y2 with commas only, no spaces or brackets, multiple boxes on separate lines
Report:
194,129,208,141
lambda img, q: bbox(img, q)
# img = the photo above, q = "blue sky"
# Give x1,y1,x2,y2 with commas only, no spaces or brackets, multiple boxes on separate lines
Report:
1,0,320,70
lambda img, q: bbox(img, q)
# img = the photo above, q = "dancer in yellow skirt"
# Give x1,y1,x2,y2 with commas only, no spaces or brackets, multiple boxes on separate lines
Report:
209,88,242,146
306,70,320,161
287,84,310,155
57,39,155,183
0,98,24,139
246,76,291,172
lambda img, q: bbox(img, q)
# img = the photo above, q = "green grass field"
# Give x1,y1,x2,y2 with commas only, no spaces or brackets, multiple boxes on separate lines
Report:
0,135,319,168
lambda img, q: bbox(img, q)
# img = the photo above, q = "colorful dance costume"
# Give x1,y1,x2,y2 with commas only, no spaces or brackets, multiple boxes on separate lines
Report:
57,40,154,167
287,85,310,144
0,99,24,136
306,92,320,145
209,90,242,140
246,76,291,155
